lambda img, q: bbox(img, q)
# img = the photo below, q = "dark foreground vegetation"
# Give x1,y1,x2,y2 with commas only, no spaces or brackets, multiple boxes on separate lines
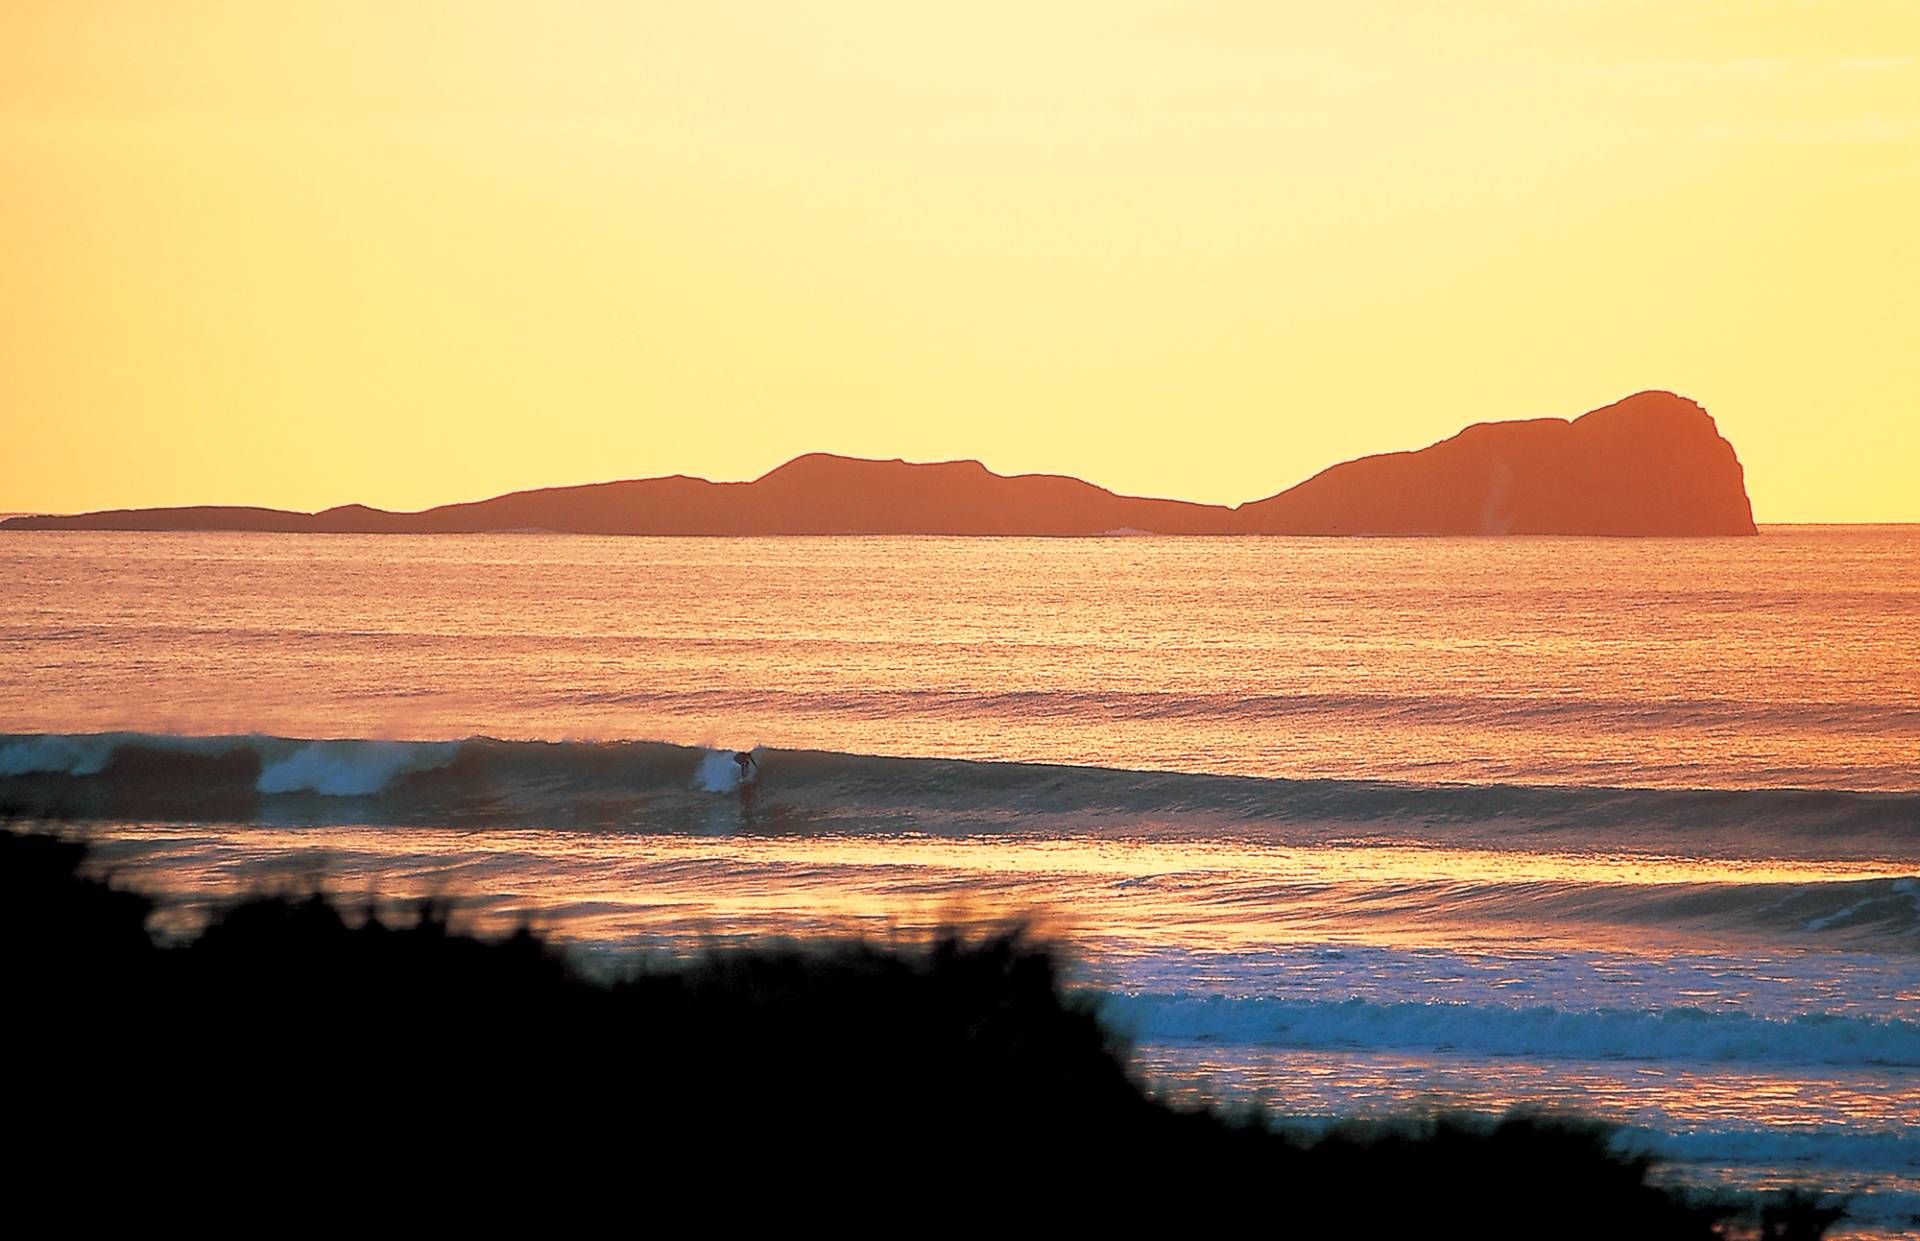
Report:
5,828,1839,1236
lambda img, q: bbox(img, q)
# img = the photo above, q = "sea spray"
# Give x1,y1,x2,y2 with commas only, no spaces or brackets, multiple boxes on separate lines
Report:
695,746,760,793
254,739,460,797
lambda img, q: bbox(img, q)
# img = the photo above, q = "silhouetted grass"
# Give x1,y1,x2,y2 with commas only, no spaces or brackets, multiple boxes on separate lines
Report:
3,826,1843,1236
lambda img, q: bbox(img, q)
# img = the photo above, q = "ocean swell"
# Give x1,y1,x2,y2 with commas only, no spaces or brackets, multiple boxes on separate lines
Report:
1100,993,1920,1068
6,730,1918,841
6,731,1916,955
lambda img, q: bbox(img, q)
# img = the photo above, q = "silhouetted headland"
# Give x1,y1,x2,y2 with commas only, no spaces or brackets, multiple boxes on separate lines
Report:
1241,391,1757,536
4,391,1756,536
2,826,1838,1234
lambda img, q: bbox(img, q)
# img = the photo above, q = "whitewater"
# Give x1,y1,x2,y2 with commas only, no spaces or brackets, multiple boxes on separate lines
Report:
2,528,1916,1232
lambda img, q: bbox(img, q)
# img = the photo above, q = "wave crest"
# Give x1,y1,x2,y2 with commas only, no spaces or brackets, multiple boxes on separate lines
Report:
255,740,459,797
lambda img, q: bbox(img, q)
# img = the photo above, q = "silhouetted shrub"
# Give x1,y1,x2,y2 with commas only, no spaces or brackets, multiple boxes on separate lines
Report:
2,827,1842,1236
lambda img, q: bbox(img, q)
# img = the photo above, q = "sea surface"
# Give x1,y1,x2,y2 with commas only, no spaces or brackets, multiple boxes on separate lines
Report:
2,527,1916,1232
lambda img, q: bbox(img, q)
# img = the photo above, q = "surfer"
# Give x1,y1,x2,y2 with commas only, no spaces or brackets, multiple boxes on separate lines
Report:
733,750,757,784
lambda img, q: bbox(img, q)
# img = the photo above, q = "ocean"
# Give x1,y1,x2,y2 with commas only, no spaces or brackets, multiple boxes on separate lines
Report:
2,527,1915,1232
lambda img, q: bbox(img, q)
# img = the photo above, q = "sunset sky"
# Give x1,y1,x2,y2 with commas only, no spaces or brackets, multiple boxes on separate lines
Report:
4,2,1916,521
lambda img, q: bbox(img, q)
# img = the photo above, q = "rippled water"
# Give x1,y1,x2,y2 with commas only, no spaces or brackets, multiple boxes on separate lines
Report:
4,527,1916,787
2,527,1916,1231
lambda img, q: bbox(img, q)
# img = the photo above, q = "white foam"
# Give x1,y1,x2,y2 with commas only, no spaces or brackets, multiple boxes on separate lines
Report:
0,733,120,777
1807,900,1870,932
255,740,459,797
695,746,759,793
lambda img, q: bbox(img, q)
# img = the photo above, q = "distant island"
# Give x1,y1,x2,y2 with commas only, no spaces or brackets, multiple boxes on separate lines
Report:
3,391,1757,536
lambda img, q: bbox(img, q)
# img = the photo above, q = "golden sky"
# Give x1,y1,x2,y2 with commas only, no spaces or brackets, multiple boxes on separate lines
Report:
3,2,1916,521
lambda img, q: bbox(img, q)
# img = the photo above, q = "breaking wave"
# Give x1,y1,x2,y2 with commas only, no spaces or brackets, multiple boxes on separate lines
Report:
254,739,460,796
694,745,762,794
1,732,461,798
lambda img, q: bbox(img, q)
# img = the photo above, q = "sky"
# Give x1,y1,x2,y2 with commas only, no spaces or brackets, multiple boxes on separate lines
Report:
3,1,1916,521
